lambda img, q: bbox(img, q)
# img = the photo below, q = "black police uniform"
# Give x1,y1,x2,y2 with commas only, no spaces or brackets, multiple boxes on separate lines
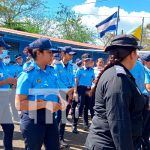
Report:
85,63,145,150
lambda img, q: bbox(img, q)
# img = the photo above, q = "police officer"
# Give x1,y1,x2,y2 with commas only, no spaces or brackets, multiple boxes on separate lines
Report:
139,53,150,149
0,37,16,150
15,54,24,76
23,46,34,70
85,35,145,150
94,58,104,78
72,53,95,133
54,46,76,147
15,38,65,150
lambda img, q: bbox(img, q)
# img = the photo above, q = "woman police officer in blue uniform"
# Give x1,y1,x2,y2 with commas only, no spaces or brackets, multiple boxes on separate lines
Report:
85,35,145,150
15,38,66,150
0,37,16,150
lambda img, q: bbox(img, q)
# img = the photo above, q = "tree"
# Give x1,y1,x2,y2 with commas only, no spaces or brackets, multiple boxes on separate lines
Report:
54,4,95,43
141,24,150,50
0,0,45,28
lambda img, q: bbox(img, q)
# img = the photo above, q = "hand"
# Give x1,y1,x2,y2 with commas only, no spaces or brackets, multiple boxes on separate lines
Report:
45,102,61,112
6,78,17,85
60,99,68,111
67,88,74,95
86,90,93,97
73,92,78,102
68,93,73,101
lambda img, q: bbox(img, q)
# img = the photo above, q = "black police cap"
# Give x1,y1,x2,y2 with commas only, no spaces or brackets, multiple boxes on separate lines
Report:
105,34,143,52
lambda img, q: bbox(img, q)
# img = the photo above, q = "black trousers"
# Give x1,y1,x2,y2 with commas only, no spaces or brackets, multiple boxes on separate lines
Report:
72,86,92,127
20,113,60,150
57,94,71,140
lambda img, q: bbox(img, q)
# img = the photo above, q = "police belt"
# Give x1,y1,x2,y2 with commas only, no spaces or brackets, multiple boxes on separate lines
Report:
78,85,91,89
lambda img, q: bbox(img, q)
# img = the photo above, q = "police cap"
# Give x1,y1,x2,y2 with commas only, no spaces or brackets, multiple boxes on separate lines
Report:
82,53,93,61
62,46,76,55
105,34,143,52
29,38,57,53
140,53,150,62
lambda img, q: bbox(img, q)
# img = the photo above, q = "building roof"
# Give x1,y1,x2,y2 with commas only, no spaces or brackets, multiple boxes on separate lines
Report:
0,27,104,50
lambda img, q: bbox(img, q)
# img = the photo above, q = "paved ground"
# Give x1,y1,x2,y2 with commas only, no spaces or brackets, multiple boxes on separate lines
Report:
0,117,90,150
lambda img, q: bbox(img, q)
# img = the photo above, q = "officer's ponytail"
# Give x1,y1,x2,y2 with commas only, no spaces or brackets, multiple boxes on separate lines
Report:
92,46,136,94
28,48,44,60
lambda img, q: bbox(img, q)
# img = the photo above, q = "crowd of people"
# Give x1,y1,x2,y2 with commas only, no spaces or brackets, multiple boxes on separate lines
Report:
0,35,150,150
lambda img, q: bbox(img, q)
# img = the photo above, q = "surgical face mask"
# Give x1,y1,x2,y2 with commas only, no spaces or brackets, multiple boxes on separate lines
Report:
3,58,10,64
0,54,3,59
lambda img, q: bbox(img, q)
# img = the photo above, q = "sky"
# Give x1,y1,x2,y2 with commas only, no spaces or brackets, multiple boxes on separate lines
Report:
47,0,150,34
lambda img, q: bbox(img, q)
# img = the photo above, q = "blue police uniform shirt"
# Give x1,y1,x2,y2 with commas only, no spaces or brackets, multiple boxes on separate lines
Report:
130,60,147,94
4,63,17,78
23,59,34,70
143,65,150,95
54,60,75,89
15,63,23,77
16,62,59,102
75,66,95,87
0,61,10,89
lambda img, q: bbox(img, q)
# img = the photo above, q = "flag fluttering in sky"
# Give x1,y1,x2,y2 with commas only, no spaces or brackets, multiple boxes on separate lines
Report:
96,11,118,38
131,25,142,41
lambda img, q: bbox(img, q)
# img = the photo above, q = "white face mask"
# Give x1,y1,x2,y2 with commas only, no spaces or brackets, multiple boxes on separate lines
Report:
3,58,10,64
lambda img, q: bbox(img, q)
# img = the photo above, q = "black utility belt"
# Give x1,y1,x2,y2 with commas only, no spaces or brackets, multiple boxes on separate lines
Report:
78,85,91,89
67,86,73,88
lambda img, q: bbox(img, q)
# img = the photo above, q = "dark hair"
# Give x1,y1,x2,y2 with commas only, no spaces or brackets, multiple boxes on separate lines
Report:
28,48,44,60
92,46,136,94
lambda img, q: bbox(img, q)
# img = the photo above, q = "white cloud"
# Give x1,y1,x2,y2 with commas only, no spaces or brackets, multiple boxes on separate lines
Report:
72,1,150,34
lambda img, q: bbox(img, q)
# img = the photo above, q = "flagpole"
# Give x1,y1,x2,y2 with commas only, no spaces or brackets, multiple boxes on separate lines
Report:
140,17,144,46
116,6,120,35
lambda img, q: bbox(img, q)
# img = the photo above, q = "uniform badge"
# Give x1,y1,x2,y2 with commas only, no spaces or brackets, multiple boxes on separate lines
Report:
36,79,42,83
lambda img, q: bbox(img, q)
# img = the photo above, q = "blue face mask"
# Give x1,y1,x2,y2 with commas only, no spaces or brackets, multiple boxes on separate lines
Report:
0,50,8,60
0,53,4,59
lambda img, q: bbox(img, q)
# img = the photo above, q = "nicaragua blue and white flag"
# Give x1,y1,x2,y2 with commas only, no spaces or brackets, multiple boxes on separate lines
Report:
96,11,118,38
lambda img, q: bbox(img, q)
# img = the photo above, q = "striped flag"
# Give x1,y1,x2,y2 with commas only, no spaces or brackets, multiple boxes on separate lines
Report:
96,12,118,38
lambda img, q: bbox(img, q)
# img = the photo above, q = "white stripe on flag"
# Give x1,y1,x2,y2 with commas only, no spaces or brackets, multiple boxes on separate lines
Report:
97,18,117,32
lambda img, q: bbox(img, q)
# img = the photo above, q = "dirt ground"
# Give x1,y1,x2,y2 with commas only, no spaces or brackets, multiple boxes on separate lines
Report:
0,117,90,150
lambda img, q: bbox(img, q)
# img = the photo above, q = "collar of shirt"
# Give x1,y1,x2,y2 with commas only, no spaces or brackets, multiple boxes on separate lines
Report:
144,65,150,72
33,62,49,74
83,66,91,70
60,60,69,68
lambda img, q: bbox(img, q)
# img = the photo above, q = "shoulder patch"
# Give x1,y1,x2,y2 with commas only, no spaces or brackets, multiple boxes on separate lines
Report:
114,65,126,75
24,66,34,72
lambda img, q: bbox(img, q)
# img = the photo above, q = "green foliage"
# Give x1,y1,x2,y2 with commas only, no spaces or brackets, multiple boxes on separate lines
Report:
0,0,45,28
54,4,95,43
3,20,42,33
141,24,150,51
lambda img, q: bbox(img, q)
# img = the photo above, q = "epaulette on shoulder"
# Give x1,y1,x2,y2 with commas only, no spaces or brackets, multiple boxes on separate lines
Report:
114,65,126,75
47,64,54,68
26,61,31,64
24,66,35,72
